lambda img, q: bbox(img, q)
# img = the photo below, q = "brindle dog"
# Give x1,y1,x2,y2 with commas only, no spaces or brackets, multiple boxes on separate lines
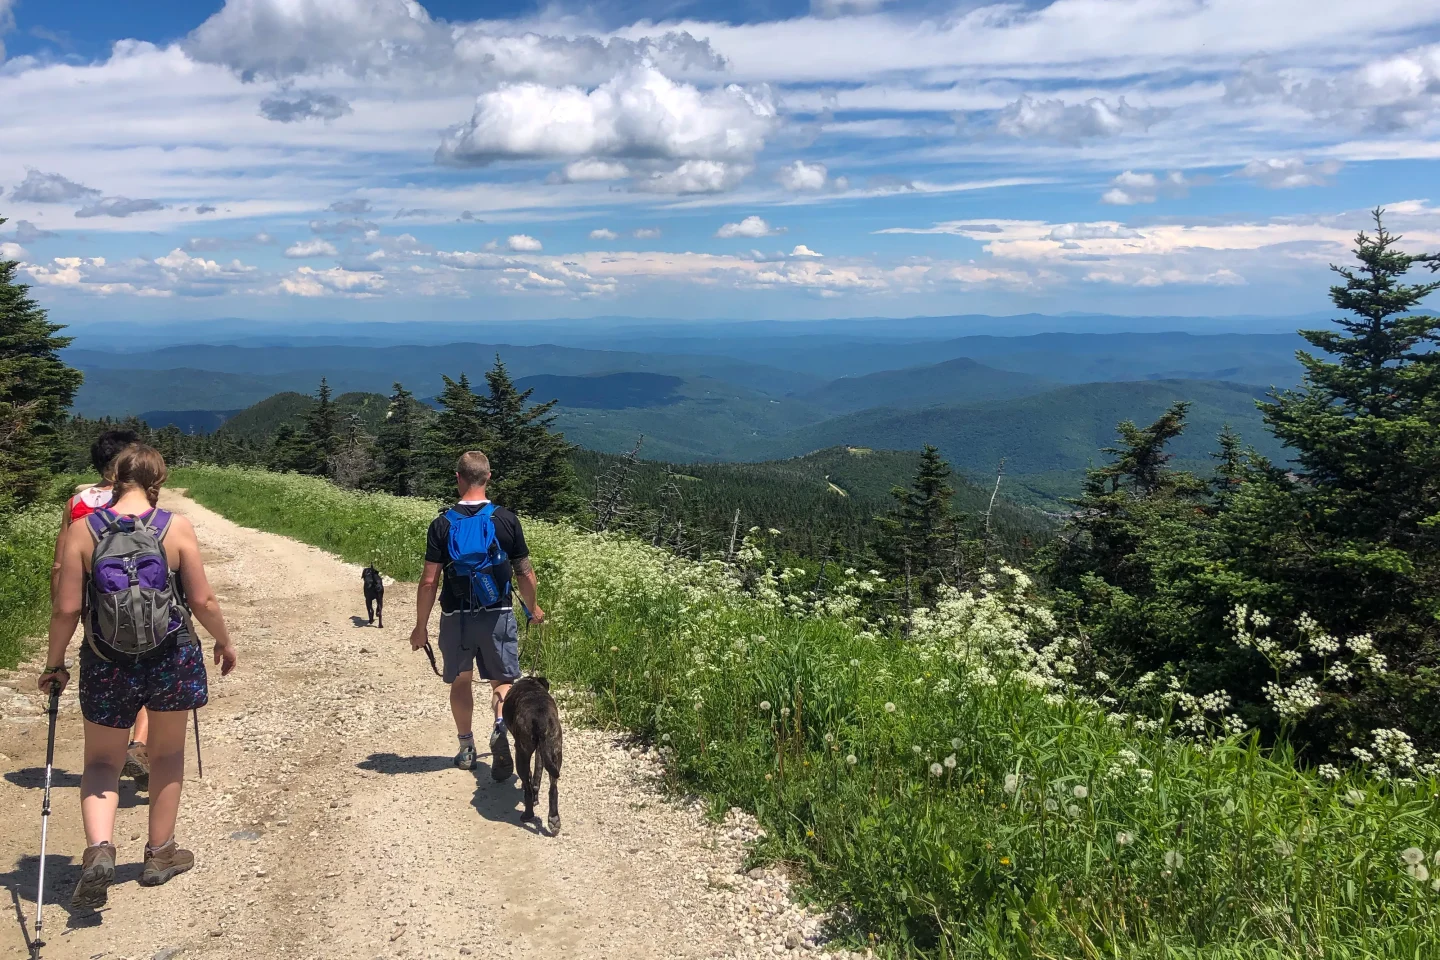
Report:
500,676,563,834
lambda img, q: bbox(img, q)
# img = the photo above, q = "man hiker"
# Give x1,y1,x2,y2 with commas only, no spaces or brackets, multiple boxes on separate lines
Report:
410,451,544,779
53,428,154,788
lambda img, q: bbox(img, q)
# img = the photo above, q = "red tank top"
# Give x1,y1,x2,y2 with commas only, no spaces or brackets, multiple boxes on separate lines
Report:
68,486,115,523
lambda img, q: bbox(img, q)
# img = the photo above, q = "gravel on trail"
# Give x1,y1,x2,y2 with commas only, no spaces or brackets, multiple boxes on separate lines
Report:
0,491,870,960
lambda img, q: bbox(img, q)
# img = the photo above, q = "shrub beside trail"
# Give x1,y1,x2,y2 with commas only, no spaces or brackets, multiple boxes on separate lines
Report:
173,466,1440,958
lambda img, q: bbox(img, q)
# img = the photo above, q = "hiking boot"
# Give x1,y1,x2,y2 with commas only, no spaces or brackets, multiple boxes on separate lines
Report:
140,839,194,887
71,842,116,909
490,725,513,781
123,740,150,790
455,742,477,771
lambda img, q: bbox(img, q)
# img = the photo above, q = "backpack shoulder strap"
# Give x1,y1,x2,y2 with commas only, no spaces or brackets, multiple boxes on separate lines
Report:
144,509,175,542
86,508,116,541
443,508,465,523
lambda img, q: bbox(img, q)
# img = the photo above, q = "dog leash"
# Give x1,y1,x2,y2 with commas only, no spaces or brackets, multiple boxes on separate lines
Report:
422,641,441,678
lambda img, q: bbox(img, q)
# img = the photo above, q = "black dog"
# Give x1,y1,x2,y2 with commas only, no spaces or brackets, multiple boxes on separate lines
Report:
501,676,563,834
362,565,384,628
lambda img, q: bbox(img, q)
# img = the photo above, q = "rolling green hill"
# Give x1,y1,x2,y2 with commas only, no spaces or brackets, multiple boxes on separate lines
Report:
513,372,684,409
217,391,393,441
806,357,1056,413
545,377,831,461
571,445,1054,560
736,379,1285,506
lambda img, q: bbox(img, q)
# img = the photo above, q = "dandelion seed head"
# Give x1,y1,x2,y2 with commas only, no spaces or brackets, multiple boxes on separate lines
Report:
1066,804,1081,818
661,733,671,743
884,702,897,714
1004,773,1019,794
1116,831,1133,847
911,745,922,755
930,762,944,777
1073,785,1089,799
845,754,858,766
780,706,791,717
1401,847,1426,867
944,754,957,769
609,646,620,653
759,701,771,712
1407,864,1431,882
1164,850,1183,869
951,738,962,750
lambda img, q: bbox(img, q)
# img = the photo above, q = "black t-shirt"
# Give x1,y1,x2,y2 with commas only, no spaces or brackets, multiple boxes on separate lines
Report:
425,501,530,613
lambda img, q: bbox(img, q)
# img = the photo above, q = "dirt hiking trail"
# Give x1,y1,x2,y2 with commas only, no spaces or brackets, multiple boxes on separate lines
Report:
0,491,849,960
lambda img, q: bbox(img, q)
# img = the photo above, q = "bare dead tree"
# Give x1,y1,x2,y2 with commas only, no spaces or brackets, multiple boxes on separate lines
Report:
726,507,741,562
982,457,1006,566
592,435,644,533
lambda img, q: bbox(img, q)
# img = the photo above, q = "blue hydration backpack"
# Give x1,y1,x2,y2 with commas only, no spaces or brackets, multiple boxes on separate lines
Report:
445,503,509,609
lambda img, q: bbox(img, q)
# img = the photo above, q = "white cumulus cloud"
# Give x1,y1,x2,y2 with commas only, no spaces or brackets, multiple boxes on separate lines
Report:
436,65,776,168
790,244,823,257
636,161,750,195
284,239,339,258
280,265,385,297
556,159,631,182
717,216,783,238
507,234,542,251
12,169,101,203
997,96,1166,141
1237,158,1343,189
589,228,619,240
776,160,829,191
1101,171,1190,205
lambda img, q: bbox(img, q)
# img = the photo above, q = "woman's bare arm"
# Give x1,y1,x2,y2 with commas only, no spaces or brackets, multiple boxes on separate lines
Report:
39,523,87,690
171,515,238,676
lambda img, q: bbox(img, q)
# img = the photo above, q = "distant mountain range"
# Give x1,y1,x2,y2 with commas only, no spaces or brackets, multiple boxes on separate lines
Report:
78,325,1308,507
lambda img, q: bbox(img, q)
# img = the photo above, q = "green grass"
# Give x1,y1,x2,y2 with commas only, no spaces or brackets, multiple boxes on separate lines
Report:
0,506,59,669
0,475,90,669
171,466,1440,958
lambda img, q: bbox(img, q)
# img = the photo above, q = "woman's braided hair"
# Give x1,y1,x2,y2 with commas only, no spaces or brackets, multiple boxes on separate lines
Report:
110,443,168,508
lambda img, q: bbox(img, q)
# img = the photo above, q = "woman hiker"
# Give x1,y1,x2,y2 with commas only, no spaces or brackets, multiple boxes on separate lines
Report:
54,428,155,788
40,443,239,908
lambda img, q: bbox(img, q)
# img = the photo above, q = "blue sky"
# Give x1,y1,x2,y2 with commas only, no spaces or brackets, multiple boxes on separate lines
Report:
2,0,1439,326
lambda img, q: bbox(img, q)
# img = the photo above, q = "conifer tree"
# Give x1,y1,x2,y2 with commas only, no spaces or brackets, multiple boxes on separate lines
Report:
1242,210,1440,745
268,422,312,473
1,227,83,510
478,356,580,519
876,444,961,606
297,377,340,475
421,373,488,497
369,381,419,496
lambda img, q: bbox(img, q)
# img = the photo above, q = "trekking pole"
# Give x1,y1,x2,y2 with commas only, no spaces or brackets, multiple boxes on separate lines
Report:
192,708,203,779
32,681,61,958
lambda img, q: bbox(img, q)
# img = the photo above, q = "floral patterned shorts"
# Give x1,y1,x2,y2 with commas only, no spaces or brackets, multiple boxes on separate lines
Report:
79,630,209,729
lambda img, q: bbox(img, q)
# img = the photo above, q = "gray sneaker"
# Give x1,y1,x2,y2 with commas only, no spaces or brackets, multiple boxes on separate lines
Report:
455,742,477,770
489,725,513,781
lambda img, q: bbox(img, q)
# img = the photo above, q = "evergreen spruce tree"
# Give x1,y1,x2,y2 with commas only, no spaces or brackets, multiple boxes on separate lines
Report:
1243,210,1440,747
875,445,961,606
420,373,488,497
268,422,313,473
369,381,419,496
297,377,341,475
0,221,83,510
479,356,580,519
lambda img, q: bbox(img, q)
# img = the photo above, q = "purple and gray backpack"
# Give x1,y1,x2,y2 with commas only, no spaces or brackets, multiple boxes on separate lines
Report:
84,508,191,660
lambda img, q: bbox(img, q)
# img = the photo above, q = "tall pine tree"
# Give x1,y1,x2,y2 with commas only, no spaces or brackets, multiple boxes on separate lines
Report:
369,381,420,496
875,444,962,608
421,373,488,497
479,356,580,519
1243,210,1440,747
297,377,341,475
0,222,83,510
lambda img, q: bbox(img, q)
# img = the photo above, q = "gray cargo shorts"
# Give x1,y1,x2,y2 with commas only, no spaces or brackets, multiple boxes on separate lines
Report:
438,607,520,684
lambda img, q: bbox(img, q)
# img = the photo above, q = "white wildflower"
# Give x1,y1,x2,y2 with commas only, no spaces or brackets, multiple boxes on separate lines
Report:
1318,764,1341,781
1004,773,1019,794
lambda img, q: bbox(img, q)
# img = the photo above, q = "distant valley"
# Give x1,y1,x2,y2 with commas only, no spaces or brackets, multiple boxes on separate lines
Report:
73,324,1306,507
